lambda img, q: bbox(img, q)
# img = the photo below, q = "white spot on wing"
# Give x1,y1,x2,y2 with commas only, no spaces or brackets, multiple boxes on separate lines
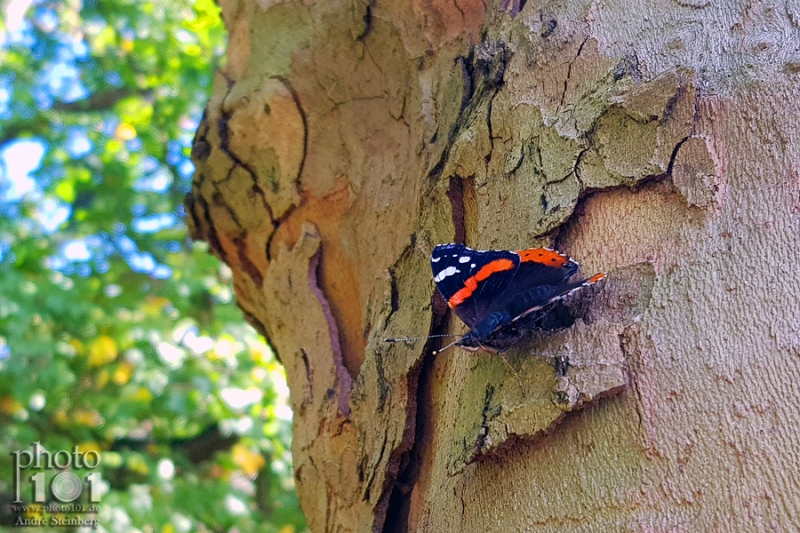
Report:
434,266,459,282
458,256,471,263
431,257,441,262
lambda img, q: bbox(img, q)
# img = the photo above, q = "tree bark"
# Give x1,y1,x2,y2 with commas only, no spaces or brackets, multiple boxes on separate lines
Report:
187,0,800,531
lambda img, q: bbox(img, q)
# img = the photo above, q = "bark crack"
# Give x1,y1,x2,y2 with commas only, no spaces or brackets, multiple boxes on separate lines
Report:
427,41,509,184
355,0,374,41
446,176,468,244
377,286,450,532
365,431,389,501
233,234,264,287
474,384,498,454
560,35,590,108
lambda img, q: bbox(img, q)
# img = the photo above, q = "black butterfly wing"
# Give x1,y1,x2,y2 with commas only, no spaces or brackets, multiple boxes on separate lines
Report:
503,272,606,324
431,244,520,329
432,244,597,331
479,247,580,319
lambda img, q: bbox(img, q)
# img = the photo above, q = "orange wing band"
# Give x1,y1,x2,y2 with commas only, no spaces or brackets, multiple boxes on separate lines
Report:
516,248,571,267
447,258,515,308
588,272,606,283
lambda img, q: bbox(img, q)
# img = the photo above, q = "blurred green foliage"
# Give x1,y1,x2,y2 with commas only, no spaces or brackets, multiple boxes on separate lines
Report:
0,0,306,531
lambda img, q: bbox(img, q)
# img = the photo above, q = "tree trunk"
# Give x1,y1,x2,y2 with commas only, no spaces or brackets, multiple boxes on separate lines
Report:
186,0,800,531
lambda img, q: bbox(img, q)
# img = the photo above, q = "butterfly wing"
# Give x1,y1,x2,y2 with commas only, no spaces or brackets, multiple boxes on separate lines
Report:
431,244,602,333
503,272,607,323
431,244,520,329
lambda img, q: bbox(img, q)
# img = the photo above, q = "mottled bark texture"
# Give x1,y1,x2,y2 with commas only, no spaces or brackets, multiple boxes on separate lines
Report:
187,0,800,531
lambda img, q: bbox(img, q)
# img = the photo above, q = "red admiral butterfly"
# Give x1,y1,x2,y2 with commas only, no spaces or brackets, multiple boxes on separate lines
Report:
429,243,606,353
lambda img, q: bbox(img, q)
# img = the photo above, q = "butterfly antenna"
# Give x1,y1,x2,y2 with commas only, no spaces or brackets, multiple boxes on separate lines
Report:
499,354,526,397
432,338,460,355
384,333,459,343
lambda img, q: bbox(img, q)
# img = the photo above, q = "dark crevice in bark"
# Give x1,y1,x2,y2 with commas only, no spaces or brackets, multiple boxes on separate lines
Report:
554,354,570,377
212,75,311,265
271,75,308,194
373,357,421,533
193,192,227,261
216,113,278,223
380,358,428,533
457,49,476,113
191,111,211,160
191,139,211,161
377,288,449,533
184,188,204,242
620,52,643,83
356,1,375,41
211,191,242,230
239,306,275,360
560,35,590,108
474,384,498,454
452,0,466,23
507,142,526,177
265,204,297,262
572,148,589,189
446,176,467,244
389,268,400,313
239,306,269,339
375,349,390,411
382,233,418,332
299,348,312,394
232,234,264,287
485,91,496,166
666,135,690,177
254,76,308,261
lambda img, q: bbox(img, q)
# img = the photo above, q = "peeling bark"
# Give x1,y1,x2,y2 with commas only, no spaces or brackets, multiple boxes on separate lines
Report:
188,0,800,531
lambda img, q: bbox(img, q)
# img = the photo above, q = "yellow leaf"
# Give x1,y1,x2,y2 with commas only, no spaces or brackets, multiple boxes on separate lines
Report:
106,139,122,154
0,396,24,415
232,444,265,477
69,338,84,355
132,387,153,402
185,44,201,57
112,361,134,385
143,296,171,316
53,409,69,426
115,122,137,140
95,369,109,389
54,180,76,202
77,442,102,455
73,408,104,427
127,455,149,475
88,336,118,367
